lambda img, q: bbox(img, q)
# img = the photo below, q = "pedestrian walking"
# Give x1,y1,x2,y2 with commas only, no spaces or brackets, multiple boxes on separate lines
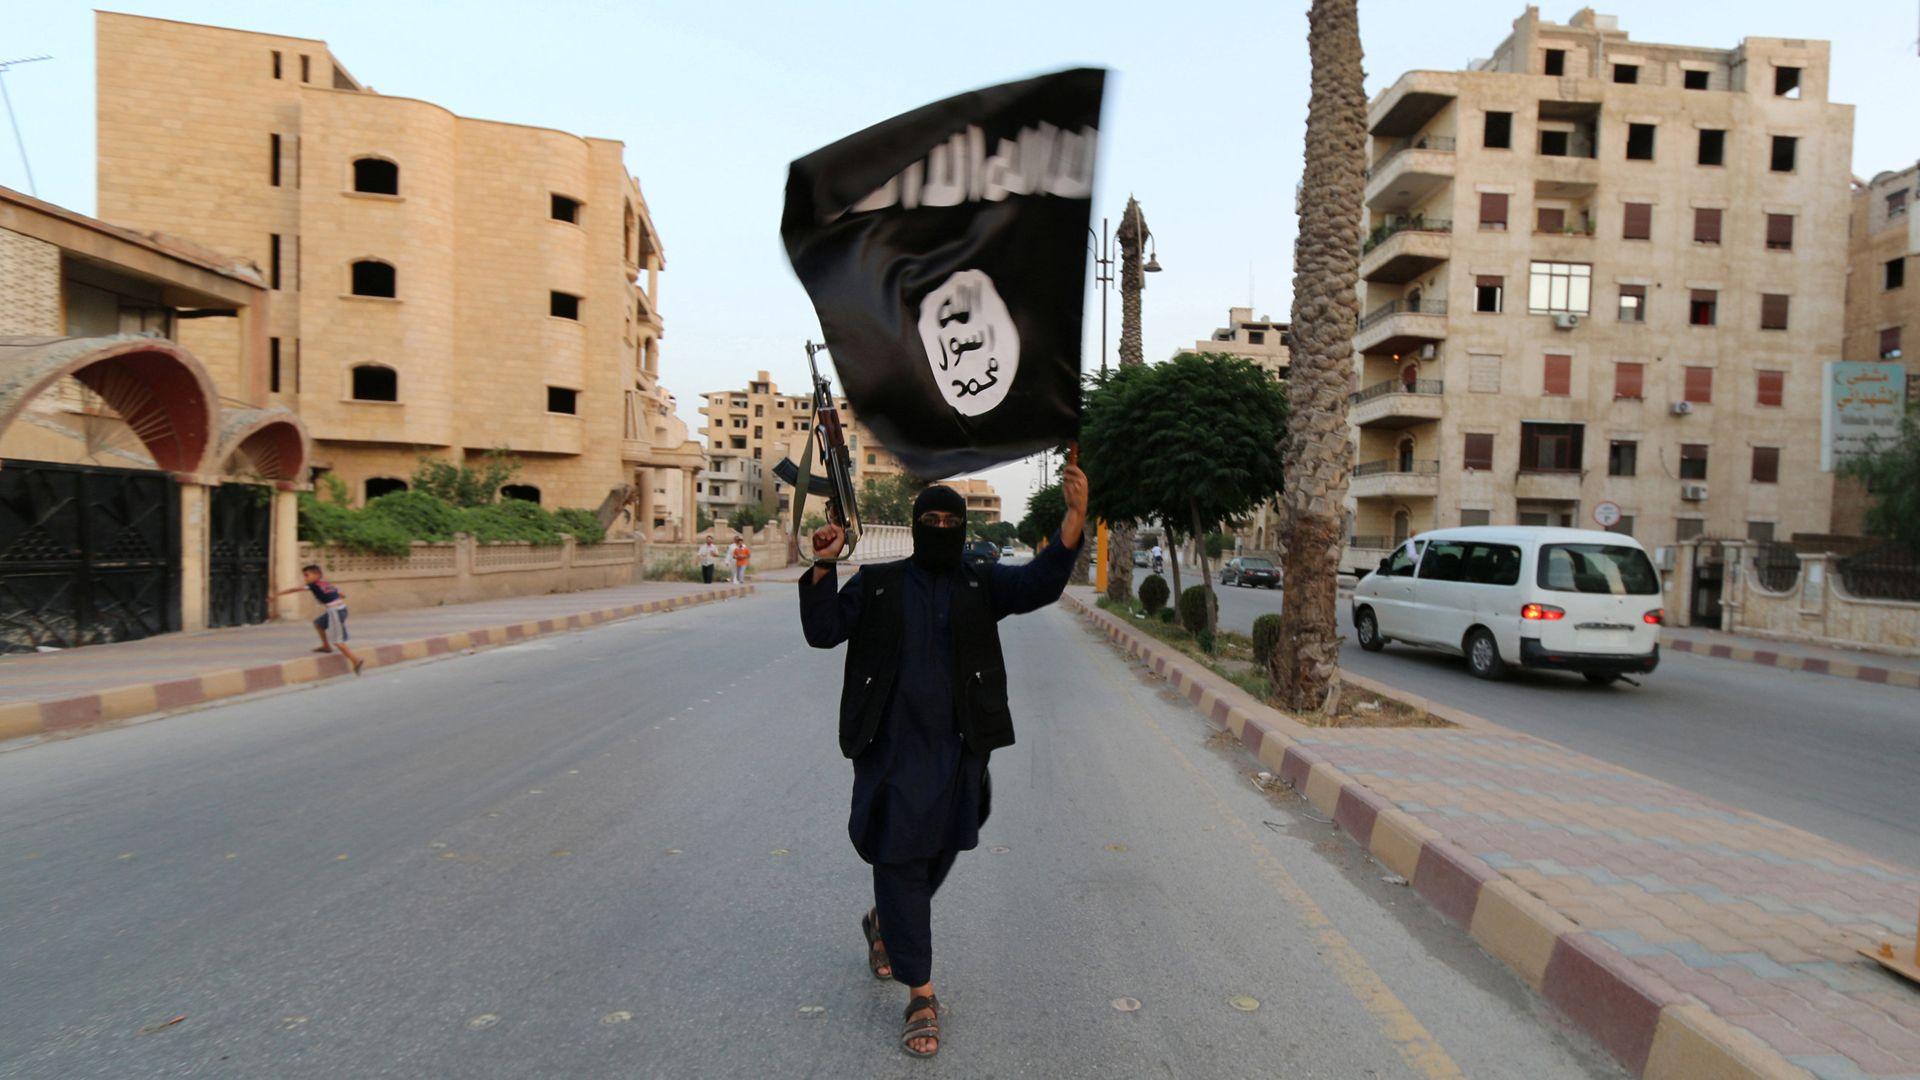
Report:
698,535,721,585
799,465,1089,1057
730,535,750,585
276,564,365,675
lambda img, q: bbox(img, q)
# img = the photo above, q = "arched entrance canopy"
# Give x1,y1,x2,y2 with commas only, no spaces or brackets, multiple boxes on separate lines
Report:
0,334,218,474
217,407,310,482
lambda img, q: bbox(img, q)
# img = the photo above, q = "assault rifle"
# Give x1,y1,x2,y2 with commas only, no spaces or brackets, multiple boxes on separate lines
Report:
774,341,861,558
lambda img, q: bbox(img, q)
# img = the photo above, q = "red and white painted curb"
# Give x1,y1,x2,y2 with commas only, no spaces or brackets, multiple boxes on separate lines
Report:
1065,594,1807,1080
1662,634,1920,690
0,586,754,744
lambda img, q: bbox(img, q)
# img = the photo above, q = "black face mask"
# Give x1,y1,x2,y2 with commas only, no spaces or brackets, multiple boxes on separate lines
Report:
911,521,965,574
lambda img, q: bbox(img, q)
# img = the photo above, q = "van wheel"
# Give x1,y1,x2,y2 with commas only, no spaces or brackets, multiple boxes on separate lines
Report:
1355,608,1386,652
1466,628,1507,679
1583,672,1622,686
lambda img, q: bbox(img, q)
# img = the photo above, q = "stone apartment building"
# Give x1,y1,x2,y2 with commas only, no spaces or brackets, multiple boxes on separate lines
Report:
697,370,904,522
1831,164,1917,533
1190,306,1292,376
92,12,703,534
1344,6,1853,572
951,478,1002,523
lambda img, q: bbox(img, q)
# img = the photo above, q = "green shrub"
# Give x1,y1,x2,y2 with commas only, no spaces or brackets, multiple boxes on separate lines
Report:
1252,614,1284,668
456,500,565,544
1138,573,1170,615
646,548,702,582
363,490,461,540
1155,607,1176,624
1195,629,1215,655
1178,585,1212,635
552,507,607,544
412,450,519,508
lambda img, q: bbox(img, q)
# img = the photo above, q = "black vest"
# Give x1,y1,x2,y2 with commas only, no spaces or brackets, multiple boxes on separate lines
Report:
836,560,1013,759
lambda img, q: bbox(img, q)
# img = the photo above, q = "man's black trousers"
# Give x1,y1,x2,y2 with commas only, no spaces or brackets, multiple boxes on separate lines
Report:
872,848,960,986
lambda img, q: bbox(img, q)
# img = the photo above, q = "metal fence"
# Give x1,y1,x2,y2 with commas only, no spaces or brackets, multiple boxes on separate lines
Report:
1351,377,1444,404
1751,542,1802,593
1358,298,1448,330
1835,543,1920,602
1354,458,1441,477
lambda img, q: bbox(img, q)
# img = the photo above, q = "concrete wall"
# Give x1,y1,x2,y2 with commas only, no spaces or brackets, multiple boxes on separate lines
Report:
1726,545,1920,655
298,535,646,616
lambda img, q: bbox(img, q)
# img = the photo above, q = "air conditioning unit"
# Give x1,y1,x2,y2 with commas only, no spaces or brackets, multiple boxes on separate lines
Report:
1670,400,1694,416
1680,483,1708,502
1552,313,1581,330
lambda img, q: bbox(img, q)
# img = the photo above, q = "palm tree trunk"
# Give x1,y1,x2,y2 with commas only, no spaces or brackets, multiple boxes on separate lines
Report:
1104,198,1152,604
1273,0,1364,713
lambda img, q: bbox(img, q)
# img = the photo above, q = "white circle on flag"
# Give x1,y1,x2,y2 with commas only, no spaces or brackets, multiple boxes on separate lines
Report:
918,269,1019,417
1592,501,1622,528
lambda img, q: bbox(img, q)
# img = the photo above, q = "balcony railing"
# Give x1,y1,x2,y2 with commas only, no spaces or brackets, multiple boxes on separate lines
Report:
1365,135,1457,178
1350,377,1444,405
1354,458,1441,477
1358,299,1448,331
1363,217,1454,254
1348,534,1392,550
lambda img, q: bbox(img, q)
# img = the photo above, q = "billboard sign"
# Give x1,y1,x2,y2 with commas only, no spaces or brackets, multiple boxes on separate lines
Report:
1821,361,1908,471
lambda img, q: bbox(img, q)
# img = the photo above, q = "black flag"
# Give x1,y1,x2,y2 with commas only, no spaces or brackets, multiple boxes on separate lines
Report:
782,68,1105,479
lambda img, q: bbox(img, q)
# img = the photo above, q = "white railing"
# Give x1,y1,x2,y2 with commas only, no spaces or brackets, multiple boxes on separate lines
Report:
852,523,911,562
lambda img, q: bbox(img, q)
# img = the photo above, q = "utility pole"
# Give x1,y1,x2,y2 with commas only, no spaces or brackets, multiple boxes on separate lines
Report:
0,55,51,197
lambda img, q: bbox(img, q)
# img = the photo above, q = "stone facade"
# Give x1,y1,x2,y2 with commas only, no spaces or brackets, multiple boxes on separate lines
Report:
950,477,1002,523
1188,305,1292,375
1830,164,1918,533
1345,6,1853,572
93,12,700,530
0,228,60,334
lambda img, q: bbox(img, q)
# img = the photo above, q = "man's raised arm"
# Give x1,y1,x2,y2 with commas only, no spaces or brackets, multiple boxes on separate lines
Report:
799,522,861,647
989,463,1088,618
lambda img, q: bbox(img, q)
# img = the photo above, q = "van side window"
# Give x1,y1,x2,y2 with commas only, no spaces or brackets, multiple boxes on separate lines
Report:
1383,546,1419,577
1418,541,1468,581
1464,542,1522,585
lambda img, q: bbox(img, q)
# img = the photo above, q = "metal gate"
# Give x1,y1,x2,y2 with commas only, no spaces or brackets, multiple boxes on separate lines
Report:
0,460,180,652
208,484,271,629
1689,543,1724,630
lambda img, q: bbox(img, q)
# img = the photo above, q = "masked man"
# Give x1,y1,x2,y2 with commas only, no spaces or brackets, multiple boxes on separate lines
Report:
799,464,1088,1058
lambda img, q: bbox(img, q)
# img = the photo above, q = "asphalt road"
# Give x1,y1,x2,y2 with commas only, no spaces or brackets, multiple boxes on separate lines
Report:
0,585,1620,1079
1137,567,1920,868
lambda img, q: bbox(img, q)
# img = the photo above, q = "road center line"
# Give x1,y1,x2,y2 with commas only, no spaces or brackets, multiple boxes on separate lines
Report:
1077,627,1467,1080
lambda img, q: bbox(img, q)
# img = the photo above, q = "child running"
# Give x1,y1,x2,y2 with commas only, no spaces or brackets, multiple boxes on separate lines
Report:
276,564,365,675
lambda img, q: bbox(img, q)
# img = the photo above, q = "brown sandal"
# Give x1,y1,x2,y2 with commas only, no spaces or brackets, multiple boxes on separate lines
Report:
860,909,891,980
900,993,940,1057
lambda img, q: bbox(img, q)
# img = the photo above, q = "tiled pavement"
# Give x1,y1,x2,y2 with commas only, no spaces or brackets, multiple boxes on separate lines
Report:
0,580,753,737
1066,593,1920,1080
1305,729,1920,1080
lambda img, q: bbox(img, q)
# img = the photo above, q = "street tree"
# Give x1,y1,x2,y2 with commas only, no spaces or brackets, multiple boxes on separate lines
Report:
1274,0,1365,713
1020,482,1066,549
858,475,918,525
1842,409,1920,553
1080,352,1289,636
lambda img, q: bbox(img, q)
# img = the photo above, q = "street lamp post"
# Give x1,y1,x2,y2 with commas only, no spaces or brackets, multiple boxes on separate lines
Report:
1087,219,1116,377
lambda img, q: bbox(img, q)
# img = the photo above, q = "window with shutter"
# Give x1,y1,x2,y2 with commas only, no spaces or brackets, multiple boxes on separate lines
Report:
1614,362,1644,399
1479,192,1508,230
1689,290,1717,326
1765,213,1793,250
1881,326,1903,359
1760,293,1789,330
1684,366,1714,403
1756,370,1784,407
1622,202,1652,239
1693,208,1722,244
1475,276,1504,313
1463,433,1494,470
1680,444,1709,480
1751,447,1780,484
1536,206,1566,233
1543,354,1572,396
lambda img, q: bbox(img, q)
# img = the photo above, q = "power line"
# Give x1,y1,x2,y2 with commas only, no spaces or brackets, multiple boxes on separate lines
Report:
0,55,51,197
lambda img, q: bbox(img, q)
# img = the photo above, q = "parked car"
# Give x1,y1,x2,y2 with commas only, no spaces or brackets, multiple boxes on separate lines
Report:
1350,526,1662,684
963,539,1000,570
1132,550,1151,568
1219,556,1280,588
1002,546,1019,559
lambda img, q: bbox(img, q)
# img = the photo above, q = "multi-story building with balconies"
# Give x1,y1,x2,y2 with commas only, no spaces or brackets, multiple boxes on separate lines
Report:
1344,6,1853,574
1189,306,1292,376
1831,164,1918,534
951,478,1003,524
697,370,905,522
93,12,703,533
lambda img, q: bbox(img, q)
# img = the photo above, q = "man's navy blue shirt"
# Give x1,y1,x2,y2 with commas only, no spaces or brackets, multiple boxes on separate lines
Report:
799,535,1078,864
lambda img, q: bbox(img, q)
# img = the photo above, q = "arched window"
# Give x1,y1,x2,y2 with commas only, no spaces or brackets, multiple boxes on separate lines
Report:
351,364,398,401
365,477,407,501
352,157,399,195
501,484,540,505
351,259,396,297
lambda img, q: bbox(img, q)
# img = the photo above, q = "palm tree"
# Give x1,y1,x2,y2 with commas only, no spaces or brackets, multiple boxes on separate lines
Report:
1272,0,1364,713
1105,197,1150,603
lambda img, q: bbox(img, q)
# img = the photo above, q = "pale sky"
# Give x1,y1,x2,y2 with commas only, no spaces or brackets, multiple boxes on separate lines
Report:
7,0,1916,520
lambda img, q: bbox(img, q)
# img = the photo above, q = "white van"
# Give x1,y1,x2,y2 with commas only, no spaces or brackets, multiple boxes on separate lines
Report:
1351,526,1664,684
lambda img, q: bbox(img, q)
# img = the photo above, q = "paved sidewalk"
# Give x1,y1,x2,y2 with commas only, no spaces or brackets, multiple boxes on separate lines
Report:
1660,626,1920,689
0,580,752,741
1067,592,1920,1080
